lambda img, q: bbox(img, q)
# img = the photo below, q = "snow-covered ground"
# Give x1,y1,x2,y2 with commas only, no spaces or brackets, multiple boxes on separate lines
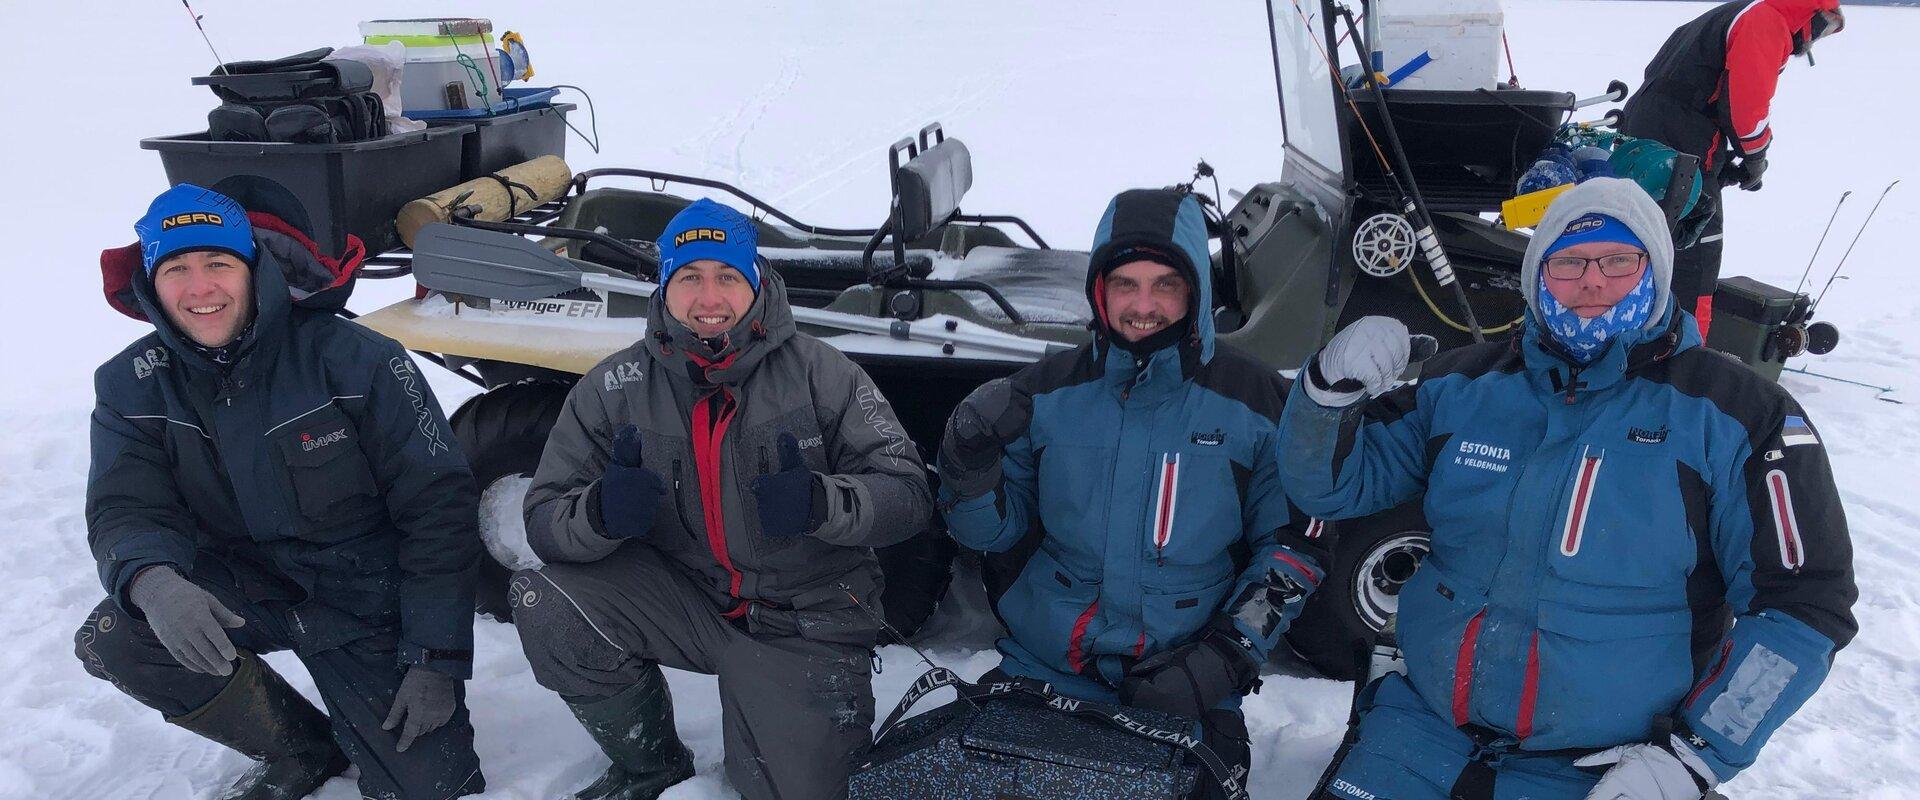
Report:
1,1,1914,797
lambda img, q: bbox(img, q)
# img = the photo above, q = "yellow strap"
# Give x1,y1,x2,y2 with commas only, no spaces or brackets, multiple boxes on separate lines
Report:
363,33,493,47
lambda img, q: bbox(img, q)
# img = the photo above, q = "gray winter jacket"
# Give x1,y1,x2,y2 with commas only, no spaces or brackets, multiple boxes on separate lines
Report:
523,270,931,644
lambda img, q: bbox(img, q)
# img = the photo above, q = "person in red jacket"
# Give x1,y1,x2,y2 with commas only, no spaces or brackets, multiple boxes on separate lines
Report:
1621,0,1845,336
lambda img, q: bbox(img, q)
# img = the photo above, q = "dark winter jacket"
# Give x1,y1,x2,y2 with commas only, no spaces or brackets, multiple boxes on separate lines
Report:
522,268,931,647
1622,0,1837,171
1279,306,1857,779
940,190,1327,702
89,218,482,677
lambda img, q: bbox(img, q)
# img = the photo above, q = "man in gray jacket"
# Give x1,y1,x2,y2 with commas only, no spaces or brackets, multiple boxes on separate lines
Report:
512,199,932,800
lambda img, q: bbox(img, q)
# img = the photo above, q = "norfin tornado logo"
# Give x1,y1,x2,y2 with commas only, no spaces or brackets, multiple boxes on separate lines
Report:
390,356,450,455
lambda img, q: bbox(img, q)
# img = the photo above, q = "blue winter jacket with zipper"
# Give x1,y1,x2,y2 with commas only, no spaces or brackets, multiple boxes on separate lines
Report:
942,190,1328,700
1279,309,1856,781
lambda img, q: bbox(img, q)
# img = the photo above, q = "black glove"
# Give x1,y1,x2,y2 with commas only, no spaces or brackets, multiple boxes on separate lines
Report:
938,378,1028,500
753,432,822,539
1721,155,1767,192
1117,620,1263,720
129,566,246,676
597,425,664,540
382,666,460,753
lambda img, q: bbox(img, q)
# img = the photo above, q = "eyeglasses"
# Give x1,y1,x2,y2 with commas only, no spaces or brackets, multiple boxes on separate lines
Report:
1543,251,1647,281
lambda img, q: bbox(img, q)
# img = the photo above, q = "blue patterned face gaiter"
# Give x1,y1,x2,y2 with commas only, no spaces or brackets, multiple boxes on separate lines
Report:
1536,266,1657,364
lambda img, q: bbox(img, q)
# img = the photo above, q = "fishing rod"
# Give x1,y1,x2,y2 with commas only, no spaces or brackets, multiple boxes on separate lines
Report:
1297,0,1484,341
1791,190,1850,298
1810,179,1899,317
1782,366,1900,404
836,582,981,710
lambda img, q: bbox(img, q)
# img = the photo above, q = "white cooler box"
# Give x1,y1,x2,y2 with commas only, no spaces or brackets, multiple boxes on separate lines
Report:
1379,0,1506,91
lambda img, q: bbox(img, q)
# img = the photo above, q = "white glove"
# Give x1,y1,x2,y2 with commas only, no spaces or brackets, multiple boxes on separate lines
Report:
1575,734,1717,800
1305,316,1415,407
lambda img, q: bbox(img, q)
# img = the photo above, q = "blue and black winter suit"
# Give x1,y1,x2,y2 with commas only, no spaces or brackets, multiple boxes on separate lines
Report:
75,222,485,798
1282,308,1857,799
941,191,1328,784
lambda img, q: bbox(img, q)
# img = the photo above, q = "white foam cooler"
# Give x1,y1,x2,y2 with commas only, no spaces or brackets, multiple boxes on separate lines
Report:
1378,0,1506,91
359,18,501,113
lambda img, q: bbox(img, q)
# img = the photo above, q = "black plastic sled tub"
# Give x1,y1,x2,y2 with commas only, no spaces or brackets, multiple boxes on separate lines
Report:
142,125,472,257
427,101,575,182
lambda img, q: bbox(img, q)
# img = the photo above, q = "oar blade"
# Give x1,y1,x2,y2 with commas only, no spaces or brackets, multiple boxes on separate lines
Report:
411,223,586,301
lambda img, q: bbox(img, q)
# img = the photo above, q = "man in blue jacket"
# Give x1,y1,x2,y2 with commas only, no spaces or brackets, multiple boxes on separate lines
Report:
73,185,485,800
1282,177,1855,800
939,187,1329,797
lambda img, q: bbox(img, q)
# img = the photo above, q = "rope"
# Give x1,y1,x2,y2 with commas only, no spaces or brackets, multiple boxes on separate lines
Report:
448,26,493,106
1406,267,1522,335
550,84,602,154
454,53,491,106
1501,32,1520,87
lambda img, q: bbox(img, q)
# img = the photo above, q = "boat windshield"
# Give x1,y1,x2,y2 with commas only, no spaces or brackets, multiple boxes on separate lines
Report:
1268,0,1345,179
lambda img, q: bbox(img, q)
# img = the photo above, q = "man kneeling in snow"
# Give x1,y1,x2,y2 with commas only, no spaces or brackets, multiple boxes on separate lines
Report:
511,199,931,800
1282,178,1857,800
74,185,485,799
937,188,1329,798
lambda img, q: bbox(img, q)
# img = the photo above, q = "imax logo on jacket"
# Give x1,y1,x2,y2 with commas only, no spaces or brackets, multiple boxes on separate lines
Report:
300,428,349,451
855,384,908,461
389,356,450,455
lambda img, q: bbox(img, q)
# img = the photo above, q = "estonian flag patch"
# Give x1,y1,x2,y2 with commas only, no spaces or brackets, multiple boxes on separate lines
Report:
1781,415,1820,448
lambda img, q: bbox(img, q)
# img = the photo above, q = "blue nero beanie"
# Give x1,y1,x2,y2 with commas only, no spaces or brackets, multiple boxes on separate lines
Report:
656,198,761,291
135,184,256,276
1535,213,1657,363
1549,213,1643,251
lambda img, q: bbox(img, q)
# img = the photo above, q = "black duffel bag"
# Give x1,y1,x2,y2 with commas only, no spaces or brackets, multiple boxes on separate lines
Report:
848,667,1249,800
200,48,388,144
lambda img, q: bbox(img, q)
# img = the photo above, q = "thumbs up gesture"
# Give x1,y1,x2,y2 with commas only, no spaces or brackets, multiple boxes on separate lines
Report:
1305,316,1438,407
597,424,665,540
754,432,823,539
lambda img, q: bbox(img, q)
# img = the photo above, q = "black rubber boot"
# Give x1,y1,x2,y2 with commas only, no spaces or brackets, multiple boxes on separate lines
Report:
565,662,696,800
165,654,350,800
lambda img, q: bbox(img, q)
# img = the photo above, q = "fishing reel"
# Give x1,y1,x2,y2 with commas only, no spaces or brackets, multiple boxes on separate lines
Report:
1770,316,1841,360
1765,295,1841,362
1352,212,1417,277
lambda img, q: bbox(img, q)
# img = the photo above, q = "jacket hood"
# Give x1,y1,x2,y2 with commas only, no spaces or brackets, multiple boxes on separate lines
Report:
108,215,363,375
1085,189,1216,364
644,260,796,384
102,213,362,323
1521,177,1676,333
1766,0,1841,32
